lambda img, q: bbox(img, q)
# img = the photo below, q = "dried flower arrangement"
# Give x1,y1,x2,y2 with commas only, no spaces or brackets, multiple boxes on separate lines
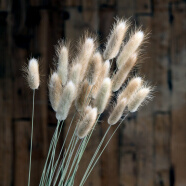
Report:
24,18,154,186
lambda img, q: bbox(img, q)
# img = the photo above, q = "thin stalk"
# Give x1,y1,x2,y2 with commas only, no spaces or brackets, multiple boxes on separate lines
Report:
82,113,129,185
28,89,35,186
53,125,78,186
65,140,83,184
39,121,61,186
66,114,101,185
58,137,79,185
42,121,63,186
48,113,77,184
79,125,111,186
46,121,64,185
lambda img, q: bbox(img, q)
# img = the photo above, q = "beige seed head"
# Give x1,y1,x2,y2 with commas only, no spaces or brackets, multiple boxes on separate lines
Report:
49,72,62,112
103,20,128,60
108,98,127,125
94,78,112,114
91,60,110,98
27,58,40,90
117,31,144,69
128,87,150,112
112,53,137,92
118,77,142,103
87,52,102,85
78,38,95,80
56,81,76,120
69,63,82,86
75,80,92,112
57,45,68,85
77,107,97,139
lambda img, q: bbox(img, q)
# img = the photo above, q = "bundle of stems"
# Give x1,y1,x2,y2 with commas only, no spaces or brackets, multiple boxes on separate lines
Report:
25,18,154,186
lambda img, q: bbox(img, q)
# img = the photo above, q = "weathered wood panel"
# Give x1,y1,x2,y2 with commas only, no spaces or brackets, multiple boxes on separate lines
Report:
0,0,186,186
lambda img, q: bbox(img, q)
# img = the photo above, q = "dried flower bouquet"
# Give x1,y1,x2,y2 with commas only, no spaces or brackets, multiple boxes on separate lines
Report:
25,18,154,186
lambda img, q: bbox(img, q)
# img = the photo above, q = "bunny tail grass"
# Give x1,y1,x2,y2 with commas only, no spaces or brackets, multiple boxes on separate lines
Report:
91,60,110,98
108,98,127,125
94,78,112,114
77,107,97,139
128,86,152,112
57,45,69,85
112,53,137,92
117,31,144,69
103,19,128,60
49,72,62,112
27,58,40,90
118,77,143,103
56,81,76,120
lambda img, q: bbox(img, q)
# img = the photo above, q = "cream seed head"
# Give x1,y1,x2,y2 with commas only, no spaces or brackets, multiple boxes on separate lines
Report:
27,58,40,90
118,77,142,103
75,80,92,112
87,52,102,85
56,81,76,120
79,37,95,80
108,98,127,125
57,45,69,85
128,87,151,112
77,107,97,139
103,20,128,60
94,78,112,114
91,60,110,98
112,53,138,92
116,31,144,69
49,72,62,112
69,63,82,86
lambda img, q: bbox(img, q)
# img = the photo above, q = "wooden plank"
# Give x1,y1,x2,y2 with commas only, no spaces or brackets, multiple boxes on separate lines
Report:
154,113,170,186
171,2,186,186
116,0,135,18
14,121,30,186
135,0,152,14
136,110,154,186
119,118,137,186
0,10,13,186
99,0,116,6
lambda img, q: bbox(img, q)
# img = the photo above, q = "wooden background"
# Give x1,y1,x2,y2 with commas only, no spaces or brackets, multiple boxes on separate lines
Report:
0,0,186,185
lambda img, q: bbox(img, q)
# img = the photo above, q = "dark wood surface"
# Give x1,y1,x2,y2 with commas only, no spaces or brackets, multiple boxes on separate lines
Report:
0,0,186,185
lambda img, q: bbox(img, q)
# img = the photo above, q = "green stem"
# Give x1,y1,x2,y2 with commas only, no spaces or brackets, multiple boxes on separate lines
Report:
39,121,60,186
28,89,35,186
82,114,129,185
79,125,111,186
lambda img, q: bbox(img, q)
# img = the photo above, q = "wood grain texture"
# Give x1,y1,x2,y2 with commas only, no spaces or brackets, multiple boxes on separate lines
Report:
0,0,186,186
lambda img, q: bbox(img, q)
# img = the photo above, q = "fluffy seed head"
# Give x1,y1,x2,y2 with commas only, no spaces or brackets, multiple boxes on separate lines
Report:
118,77,142,102
108,98,127,125
49,72,62,111
91,60,110,98
128,87,150,112
75,80,92,112
117,31,144,69
94,78,112,114
69,63,82,86
78,37,95,80
87,52,102,85
103,20,128,60
57,45,68,85
27,58,40,90
112,53,138,92
77,107,97,139
56,81,76,120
